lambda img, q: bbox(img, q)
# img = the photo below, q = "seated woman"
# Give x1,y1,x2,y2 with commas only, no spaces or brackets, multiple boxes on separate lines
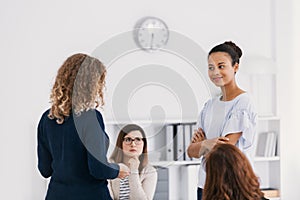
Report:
108,124,158,200
203,143,268,200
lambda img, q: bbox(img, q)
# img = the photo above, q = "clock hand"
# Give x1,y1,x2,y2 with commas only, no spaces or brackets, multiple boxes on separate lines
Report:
150,33,154,49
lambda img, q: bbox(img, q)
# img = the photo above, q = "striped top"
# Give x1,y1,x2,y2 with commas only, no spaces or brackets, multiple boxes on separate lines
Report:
119,176,130,200
108,165,157,200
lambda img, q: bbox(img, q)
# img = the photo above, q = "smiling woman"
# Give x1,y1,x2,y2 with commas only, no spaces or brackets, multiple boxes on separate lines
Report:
187,41,257,200
108,124,158,200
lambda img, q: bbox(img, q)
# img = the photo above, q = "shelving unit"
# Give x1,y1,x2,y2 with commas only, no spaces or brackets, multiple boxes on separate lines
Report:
105,105,281,200
252,117,280,198
103,58,281,200
243,67,280,198
105,116,281,200
105,121,199,200
239,57,280,199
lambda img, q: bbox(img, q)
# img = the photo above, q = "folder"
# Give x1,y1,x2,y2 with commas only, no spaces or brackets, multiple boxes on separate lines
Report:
183,123,192,161
165,124,174,161
175,124,184,161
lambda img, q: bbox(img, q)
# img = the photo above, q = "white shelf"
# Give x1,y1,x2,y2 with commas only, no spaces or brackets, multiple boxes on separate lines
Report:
151,160,201,167
106,116,278,125
258,116,280,121
269,197,280,200
105,119,196,125
253,156,280,162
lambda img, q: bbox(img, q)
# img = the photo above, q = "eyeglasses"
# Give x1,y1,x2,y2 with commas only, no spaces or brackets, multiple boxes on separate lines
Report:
123,137,144,145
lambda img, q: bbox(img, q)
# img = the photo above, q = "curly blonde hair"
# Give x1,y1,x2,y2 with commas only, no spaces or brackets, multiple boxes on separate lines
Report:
48,53,106,124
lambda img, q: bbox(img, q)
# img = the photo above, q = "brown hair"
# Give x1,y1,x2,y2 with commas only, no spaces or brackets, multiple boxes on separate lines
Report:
48,53,106,124
110,124,149,173
203,143,264,200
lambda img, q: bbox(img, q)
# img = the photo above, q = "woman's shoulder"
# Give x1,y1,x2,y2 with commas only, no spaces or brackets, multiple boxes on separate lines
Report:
41,109,50,117
141,164,157,175
139,164,158,182
201,97,216,110
236,92,251,101
143,164,156,170
78,109,104,122
234,92,255,109
80,109,102,116
38,109,51,123
228,93,257,122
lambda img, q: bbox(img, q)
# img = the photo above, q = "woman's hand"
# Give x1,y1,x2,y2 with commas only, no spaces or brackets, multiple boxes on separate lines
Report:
128,157,140,174
187,128,230,158
199,136,229,156
191,128,206,143
117,163,130,179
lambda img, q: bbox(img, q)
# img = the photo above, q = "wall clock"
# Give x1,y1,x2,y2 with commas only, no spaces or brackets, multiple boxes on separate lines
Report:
133,16,169,51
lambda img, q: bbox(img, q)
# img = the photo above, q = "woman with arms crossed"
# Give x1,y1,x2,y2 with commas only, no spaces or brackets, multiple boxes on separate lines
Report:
187,41,257,200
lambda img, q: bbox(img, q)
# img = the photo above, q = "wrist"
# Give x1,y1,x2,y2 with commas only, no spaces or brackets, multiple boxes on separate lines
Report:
130,169,139,174
199,141,208,156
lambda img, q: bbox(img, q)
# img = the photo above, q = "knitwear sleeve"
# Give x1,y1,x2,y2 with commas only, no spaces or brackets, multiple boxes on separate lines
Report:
75,110,119,179
37,111,53,178
129,165,158,200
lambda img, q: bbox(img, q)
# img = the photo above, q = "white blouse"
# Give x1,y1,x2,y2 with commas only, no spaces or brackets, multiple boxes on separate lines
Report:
197,92,257,188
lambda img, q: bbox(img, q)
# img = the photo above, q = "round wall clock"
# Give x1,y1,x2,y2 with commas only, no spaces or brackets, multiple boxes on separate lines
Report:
133,16,169,51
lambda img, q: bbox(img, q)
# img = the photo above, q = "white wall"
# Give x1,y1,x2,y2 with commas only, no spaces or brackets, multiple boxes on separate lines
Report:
0,0,299,199
276,0,300,199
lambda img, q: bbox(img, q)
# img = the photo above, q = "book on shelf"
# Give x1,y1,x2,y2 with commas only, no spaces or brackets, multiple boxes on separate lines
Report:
261,188,280,198
256,131,277,157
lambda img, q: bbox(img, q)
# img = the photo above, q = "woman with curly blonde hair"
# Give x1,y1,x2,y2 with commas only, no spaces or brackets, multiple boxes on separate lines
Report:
203,143,268,200
48,53,106,124
37,53,129,200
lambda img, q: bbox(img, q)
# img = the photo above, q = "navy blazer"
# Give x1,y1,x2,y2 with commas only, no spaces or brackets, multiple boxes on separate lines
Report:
38,109,119,200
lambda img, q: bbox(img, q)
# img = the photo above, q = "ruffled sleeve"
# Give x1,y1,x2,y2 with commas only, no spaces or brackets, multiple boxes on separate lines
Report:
197,100,212,130
222,108,257,150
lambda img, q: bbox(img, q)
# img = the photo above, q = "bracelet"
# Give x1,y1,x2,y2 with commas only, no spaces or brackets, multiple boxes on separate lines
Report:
131,169,139,174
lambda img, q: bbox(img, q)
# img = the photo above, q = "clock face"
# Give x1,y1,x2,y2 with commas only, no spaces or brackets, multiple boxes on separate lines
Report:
134,17,169,51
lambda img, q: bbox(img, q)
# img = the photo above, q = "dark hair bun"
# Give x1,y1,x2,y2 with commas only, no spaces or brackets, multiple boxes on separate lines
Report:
224,41,242,58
